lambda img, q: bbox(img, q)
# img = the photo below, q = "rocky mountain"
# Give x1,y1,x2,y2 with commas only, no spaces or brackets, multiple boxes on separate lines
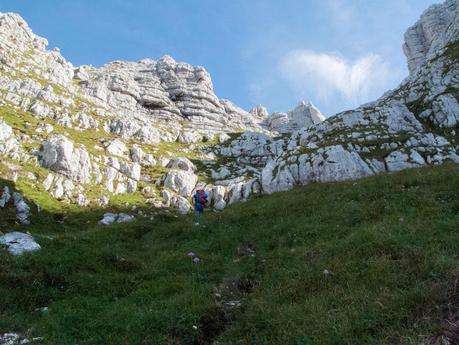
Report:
254,0,459,194
0,0,458,216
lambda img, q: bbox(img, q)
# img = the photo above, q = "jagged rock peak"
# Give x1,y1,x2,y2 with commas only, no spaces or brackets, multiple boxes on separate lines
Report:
265,100,325,133
291,101,326,124
249,105,269,118
0,12,48,52
403,0,459,75
0,12,75,86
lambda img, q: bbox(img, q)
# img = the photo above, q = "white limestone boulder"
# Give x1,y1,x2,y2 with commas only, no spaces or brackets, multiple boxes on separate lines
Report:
163,170,198,197
212,185,227,210
12,192,30,225
177,132,202,144
261,160,296,194
99,213,117,225
105,139,128,157
0,186,11,207
385,150,426,172
171,195,191,214
167,157,196,172
40,135,92,184
116,213,135,223
0,232,41,256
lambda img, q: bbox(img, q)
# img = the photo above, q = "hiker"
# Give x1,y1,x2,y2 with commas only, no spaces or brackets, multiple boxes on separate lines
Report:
193,189,208,224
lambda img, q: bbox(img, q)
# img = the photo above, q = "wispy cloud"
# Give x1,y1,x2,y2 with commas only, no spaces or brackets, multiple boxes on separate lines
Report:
279,50,397,108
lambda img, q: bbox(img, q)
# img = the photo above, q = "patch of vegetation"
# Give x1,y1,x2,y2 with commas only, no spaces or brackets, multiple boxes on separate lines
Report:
297,146,318,156
445,86,459,104
406,97,458,147
1,163,459,344
444,40,459,66
427,39,459,75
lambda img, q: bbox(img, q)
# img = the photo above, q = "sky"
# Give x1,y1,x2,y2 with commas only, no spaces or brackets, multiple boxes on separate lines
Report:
1,0,438,116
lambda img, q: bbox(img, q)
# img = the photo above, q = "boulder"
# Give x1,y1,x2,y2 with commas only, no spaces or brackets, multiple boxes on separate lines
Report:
130,145,145,163
161,189,174,207
171,195,191,214
314,145,374,183
212,185,227,210
218,133,231,143
0,232,41,256
0,119,22,157
99,213,117,225
40,135,92,183
167,157,196,172
227,182,244,205
211,166,231,180
12,192,30,225
177,132,201,144
105,139,128,157
261,160,295,194
163,170,197,197
431,94,459,128
0,332,33,345
385,150,425,172
116,213,135,223
0,186,11,207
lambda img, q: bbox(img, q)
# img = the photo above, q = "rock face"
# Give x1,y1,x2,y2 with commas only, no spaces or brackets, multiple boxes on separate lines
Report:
0,0,458,215
0,232,41,256
403,0,459,75
77,56,267,140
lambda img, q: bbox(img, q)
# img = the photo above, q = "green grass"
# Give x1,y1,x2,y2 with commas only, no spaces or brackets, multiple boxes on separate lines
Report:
1,163,459,344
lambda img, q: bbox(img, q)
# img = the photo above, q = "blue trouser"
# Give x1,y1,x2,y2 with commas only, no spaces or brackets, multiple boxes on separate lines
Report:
194,204,203,222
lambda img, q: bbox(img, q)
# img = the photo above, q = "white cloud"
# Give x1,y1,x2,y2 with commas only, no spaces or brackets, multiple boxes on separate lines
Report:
279,50,396,107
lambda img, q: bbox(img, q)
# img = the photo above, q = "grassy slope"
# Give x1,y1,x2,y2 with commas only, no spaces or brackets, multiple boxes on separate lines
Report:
1,163,459,345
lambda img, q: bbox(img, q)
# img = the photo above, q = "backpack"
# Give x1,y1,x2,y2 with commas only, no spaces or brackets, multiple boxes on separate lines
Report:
196,190,208,205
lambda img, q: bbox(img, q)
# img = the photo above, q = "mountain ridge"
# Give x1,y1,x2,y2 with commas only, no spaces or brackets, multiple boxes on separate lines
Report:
0,0,458,214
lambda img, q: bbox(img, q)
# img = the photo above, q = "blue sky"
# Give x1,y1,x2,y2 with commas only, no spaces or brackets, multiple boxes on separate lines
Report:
1,0,437,116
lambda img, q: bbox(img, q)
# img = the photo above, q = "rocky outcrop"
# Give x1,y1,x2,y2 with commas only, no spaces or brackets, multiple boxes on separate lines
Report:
249,105,269,118
265,101,326,133
403,0,459,75
77,56,266,139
